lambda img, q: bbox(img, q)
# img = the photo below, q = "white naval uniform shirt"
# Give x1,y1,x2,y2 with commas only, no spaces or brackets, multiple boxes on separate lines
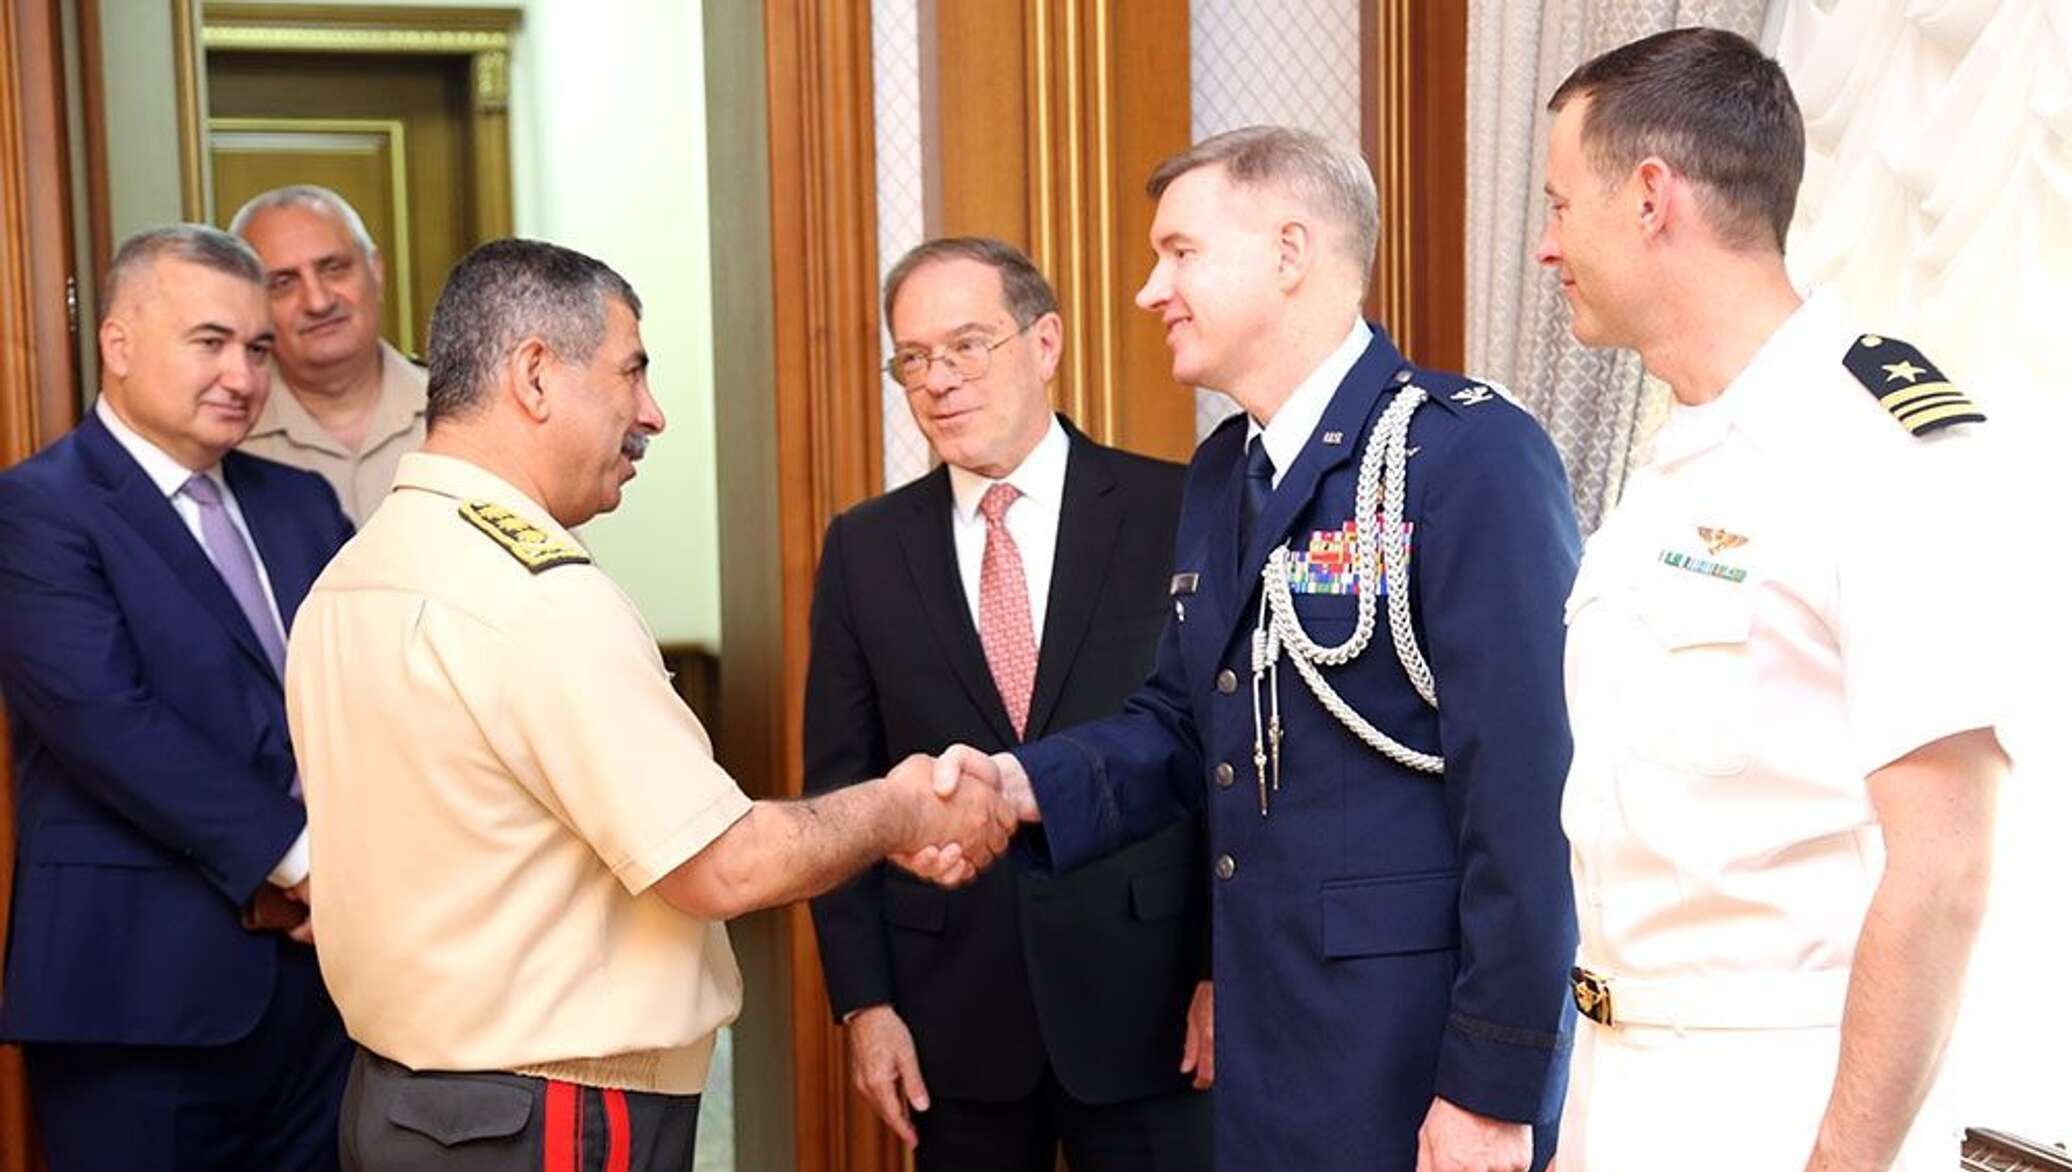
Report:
1554,292,2006,1170
1562,290,2004,983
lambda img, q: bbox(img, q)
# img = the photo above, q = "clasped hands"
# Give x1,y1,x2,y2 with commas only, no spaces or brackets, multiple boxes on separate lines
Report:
885,744,1041,888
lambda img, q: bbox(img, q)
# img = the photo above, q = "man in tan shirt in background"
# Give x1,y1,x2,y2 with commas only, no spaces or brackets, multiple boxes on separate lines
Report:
233,185,426,525
285,238,1015,1171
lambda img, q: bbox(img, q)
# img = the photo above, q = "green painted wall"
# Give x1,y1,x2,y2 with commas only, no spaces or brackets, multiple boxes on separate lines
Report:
506,0,723,650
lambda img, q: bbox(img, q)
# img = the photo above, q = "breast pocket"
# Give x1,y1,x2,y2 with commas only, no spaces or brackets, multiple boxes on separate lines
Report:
1626,581,1755,776
1289,590,1357,633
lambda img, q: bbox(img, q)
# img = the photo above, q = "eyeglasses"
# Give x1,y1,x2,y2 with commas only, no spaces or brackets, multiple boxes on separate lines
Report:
884,321,1033,389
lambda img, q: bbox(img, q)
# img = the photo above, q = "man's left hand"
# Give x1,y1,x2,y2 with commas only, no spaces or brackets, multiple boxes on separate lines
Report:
1415,1096,1531,1172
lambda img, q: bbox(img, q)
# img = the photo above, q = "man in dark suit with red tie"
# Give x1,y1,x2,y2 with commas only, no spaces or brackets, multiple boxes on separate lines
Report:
805,237,1212,1171
0,225,355,1171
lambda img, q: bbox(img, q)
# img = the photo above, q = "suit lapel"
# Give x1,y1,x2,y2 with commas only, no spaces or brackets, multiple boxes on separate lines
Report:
1024,425,1121,739
79,415,279,682
1215,329,1409,656
894,466,1019,746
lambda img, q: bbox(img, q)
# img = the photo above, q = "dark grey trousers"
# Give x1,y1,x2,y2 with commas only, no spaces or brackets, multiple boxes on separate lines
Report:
340,1048,700,1171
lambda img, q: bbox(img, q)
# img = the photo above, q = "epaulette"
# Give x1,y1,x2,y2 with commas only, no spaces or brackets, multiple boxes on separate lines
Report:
1843,334,1984,437
1389,365,1507,414
457,500,590,573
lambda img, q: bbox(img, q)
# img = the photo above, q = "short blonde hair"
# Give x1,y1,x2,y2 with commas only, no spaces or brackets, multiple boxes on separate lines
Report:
1148,125,1379,283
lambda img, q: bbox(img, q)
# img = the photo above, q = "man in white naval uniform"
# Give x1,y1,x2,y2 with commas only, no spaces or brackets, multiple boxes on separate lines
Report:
1536,28,2010,1172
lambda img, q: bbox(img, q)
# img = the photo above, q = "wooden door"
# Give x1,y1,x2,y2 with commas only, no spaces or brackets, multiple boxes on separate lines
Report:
206,51,488,355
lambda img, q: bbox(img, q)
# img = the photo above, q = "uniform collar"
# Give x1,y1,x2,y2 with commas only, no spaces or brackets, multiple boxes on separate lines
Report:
1651,289,1840,466
388,451,587,552
248,341,428,458
1248,319,1371,485
947,413,1069,523
93,394,223,499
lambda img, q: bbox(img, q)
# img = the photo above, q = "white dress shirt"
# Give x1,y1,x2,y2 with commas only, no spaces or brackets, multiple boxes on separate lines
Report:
95,396,309,887
1246,319,1372,488
947,415,1070,646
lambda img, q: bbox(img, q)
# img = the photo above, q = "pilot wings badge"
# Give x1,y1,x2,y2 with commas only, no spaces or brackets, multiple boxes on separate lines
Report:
1696,526,1748,557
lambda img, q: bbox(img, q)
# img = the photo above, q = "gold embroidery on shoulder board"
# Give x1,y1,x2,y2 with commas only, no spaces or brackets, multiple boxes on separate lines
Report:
1842,334,1985,437
457,500,590,573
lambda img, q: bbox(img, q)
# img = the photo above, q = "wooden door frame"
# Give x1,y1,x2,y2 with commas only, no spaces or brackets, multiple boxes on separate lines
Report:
192,2,518,238
756,2,887,1169
2,0,85,1168
1361,0,1468,373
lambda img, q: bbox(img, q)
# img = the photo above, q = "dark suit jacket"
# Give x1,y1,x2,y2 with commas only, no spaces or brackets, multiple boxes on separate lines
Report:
0,411,354,1046
1015,329,1582,1170
805,417,1202,1106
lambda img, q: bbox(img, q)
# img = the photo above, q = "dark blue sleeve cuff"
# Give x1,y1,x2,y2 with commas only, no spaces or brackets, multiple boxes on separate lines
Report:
1430,1009,1574,1125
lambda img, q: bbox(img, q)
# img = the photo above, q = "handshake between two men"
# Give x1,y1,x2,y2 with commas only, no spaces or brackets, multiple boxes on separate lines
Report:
886,744,1040,888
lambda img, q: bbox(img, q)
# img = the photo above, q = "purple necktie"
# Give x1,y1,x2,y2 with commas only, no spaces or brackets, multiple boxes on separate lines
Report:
181,474,286,675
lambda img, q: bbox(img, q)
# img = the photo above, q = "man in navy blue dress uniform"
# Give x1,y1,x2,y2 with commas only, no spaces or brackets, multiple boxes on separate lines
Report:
926,126,1583,1171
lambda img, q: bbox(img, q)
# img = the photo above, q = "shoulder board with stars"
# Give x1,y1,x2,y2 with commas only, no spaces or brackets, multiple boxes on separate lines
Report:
1843,334,1984,437
457,500,590,573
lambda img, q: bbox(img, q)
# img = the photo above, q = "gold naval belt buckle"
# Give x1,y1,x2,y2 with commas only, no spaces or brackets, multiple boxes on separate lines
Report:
1571,966,1615,1026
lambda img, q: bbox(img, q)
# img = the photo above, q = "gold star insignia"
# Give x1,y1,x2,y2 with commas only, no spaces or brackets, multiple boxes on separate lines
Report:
1882,360,1928,383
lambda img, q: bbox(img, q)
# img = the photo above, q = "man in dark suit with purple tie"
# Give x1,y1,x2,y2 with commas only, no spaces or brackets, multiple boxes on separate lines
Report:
0,225,355,1171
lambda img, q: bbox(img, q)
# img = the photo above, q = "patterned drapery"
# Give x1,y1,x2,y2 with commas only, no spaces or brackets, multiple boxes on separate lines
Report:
1778,1,2072,1144
1465,0,1770,532
1189,0,1366,441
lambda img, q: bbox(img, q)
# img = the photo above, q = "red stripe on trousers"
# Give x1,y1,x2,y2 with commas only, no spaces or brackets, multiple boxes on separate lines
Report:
543,1081,577,1172
604,1089,632,1172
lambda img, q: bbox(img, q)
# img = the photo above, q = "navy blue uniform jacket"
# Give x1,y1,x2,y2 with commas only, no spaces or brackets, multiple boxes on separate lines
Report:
0,411,352,1046
1014,327,1582,1170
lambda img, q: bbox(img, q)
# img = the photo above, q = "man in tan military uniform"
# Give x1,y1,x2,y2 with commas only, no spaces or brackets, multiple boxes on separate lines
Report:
1536,29,2009,1172
285,239,1015,1170
233,185,427,525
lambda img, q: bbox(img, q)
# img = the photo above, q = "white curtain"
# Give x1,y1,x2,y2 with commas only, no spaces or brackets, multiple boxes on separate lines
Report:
1777,0,2072,1145
1466,0,1771,531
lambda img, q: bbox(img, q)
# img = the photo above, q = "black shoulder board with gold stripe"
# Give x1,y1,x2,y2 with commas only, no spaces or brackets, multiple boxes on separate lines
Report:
457,500,590,573
1843,334,1984,437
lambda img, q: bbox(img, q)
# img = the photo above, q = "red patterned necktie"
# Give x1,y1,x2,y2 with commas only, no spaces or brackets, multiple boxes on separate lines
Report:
977,482,1037,739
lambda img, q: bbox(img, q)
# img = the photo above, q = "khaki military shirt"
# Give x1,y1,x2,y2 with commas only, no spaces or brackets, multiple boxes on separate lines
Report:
285,452,752,1093
241,341,428,526
1562,290,2005,998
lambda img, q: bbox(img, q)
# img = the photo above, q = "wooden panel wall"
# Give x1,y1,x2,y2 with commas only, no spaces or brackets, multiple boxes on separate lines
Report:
1362,0,1468,373
759,2,889,1171
932,0,1194,463
0,0,80,1168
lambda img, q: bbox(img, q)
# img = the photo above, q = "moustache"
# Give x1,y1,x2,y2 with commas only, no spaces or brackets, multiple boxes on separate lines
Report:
620,432,651,460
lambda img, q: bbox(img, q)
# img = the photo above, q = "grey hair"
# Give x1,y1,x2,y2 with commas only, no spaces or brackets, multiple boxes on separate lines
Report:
423,238,643,426
1147,125,1380,287
882,236,1060,331
227,184,379,259
100,224,264,324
